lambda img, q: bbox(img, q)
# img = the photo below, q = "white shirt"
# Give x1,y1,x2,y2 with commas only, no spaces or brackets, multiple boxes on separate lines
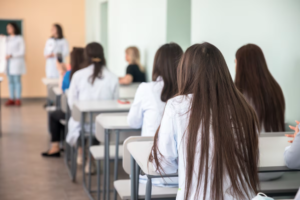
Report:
155,94,254,200
6,35,26,75
66,65,119,145
127,77,165,136
44,38,69,78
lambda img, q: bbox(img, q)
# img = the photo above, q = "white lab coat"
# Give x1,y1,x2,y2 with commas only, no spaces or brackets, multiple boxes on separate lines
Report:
66,65,119,146
44,38,69,78
127,77,165,136
6,35,26,75
154,94,254,200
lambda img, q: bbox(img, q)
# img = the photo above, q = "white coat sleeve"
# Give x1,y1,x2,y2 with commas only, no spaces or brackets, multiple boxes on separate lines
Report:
44,39,51,57
153,100,178,174
284,131,300,169
67,72,79,110
127,84,145,129
62,39,69,59
11,37,25,58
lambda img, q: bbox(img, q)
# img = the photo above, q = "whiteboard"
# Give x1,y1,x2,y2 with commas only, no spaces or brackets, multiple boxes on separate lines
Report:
0,36,6,73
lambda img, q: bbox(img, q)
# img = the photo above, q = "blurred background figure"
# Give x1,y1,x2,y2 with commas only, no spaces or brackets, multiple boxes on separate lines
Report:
4,22,25,106
119,46,146,85
44,24,69,79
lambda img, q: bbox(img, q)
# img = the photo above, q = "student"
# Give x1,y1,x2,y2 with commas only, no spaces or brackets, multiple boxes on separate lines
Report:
66,42,119,146
119,46,146,84
128,43,183,137
44,24,69,78
41,47,84,157
284,121,300,169
150,43,260,200
234,44,285,181
4,22,26,106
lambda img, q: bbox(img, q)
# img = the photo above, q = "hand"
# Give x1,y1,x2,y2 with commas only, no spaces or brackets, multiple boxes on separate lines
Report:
5,55,12,60
47,53,55,58
285,120,300,143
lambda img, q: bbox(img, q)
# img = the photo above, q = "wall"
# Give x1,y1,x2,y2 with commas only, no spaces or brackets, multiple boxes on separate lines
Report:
0,0,85,98
191,0,300,124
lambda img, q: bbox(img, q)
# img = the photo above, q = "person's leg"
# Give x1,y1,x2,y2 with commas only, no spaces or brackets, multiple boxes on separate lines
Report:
5,72,16,106
14,75,22,105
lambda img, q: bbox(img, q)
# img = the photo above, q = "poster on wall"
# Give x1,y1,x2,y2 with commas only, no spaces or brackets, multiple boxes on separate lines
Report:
0,36,6,73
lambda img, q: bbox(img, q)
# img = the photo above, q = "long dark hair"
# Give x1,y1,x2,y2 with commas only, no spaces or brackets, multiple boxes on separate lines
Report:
151,43,260,200
152,43,183,102
53,24,64,39
84,42,106,84
235,44,285,132
7,22,21,35
70,47,84,81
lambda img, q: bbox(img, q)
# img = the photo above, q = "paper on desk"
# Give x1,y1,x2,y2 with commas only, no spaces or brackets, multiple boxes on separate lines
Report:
0,36,6,73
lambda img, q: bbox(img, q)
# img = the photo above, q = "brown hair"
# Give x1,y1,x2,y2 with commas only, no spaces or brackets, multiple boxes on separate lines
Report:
125,46,144,72
84,42,106,84
152,43,183,102
70,47,84,81
235,44,285,132
150,42,260,200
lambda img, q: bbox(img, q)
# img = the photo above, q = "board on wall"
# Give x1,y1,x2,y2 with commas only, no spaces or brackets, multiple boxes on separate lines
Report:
0,20,22,35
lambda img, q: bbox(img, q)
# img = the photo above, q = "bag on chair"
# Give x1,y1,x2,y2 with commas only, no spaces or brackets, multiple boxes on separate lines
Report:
252,193,274,200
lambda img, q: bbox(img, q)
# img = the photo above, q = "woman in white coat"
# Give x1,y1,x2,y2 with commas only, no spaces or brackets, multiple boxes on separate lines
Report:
150,43,260,200
5,22,26,106
44,24,69,78
66,42,119,147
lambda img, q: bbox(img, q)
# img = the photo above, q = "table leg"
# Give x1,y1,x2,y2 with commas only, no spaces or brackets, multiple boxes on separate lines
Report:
97,160,101,200
88,112,93,192
105,129,110,200
145,177,152,200
113,130,120,200
131,156,136,200
81,113,86,186
135,163,140,200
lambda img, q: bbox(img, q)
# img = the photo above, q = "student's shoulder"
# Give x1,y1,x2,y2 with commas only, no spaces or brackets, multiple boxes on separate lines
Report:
166,95,191,112
73,65,91,78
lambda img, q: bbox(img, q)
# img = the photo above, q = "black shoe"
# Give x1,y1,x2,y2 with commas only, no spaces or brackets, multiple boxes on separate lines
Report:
41,151,61,157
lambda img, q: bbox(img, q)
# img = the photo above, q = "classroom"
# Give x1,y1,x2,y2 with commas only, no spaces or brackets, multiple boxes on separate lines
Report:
0,0,300,200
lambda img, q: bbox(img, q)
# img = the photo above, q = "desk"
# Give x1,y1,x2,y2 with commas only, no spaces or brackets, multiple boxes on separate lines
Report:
95,113,140,200
42,78,59,106
119,83,140,99
128,135,300,200
72,101,131,200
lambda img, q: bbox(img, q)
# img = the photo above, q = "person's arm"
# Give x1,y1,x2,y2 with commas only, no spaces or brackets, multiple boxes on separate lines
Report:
119,74,133,85
44,39,55,58
127,84,145,129
11,37,25,58
284,123,300,169
62,39,69,59
152,101,178,174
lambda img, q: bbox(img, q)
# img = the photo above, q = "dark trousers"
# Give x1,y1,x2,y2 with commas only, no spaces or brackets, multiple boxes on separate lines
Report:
49,109,66,142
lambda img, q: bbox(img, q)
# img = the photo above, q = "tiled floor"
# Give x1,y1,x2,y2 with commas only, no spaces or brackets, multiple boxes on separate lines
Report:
0,100,127,200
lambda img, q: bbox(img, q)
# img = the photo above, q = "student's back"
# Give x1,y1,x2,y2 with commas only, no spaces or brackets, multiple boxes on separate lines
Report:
128,43,183,137
151,43,260,200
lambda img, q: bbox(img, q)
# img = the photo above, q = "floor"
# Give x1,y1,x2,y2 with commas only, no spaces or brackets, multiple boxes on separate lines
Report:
0,100,127,200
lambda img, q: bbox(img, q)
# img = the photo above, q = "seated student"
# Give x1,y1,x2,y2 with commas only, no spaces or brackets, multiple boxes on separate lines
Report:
41,47,84,157
234,44,285,181
66,42,119,147
284,121,300,169
128,43,183,136
119,46,146,84
150,43,260,200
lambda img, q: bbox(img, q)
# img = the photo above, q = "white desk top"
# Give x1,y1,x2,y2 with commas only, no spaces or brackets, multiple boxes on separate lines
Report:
96,113,134,129
119,83,140,99
73,100,131,113
52,86,62,96
42,78,59,86
128,136,293,176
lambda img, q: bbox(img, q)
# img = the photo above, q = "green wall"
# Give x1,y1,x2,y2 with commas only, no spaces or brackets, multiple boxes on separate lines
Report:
100,2,108,60
0,20,22,35
166,0,191,51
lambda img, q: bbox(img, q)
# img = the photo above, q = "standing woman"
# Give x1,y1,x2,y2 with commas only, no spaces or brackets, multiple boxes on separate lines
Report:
119,46,146,84
44,24,69,78
5,22,26,106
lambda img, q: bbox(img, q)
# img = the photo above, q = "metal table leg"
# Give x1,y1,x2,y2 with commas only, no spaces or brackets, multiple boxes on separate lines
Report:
145,177,152,200
88,112,93,192
113,130,120,200
131,156,137,200
105,129,110,200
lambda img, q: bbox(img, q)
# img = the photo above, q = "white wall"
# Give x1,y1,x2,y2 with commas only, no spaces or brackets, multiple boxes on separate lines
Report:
108,0,167,80
192,0,300,124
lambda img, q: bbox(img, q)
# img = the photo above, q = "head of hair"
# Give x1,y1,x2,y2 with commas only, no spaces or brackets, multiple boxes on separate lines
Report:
70,47,84,81
150,42,260,200
125,46,144,72
83,42,106,84
53,24,64,39
7,22,21,35
152,43,183,102
235,44,285,132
